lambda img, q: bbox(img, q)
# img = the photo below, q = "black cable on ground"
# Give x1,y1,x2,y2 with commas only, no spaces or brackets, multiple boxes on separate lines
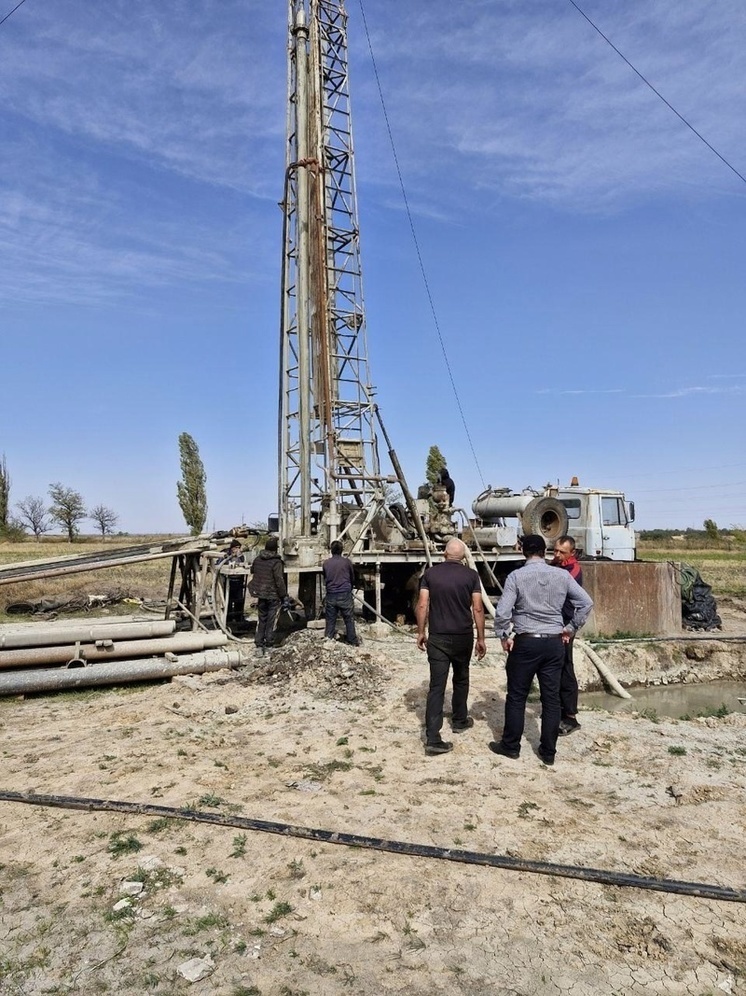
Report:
1,790,744,904
590,635,746,646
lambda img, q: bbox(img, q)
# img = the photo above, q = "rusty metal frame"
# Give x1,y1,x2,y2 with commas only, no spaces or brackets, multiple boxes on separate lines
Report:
280,0,381,550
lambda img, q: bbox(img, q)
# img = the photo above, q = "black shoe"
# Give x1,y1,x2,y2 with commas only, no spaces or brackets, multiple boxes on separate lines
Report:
558,719,581,737
488,741,519,760
538,749,555,766
452,717,474,732
425,740,454,756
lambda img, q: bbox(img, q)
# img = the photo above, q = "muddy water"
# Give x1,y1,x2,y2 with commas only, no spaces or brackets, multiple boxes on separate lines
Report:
582,679,746,719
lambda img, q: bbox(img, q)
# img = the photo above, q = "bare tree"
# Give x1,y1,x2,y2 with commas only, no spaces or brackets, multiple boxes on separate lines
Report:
90,504,119,539
48,482,87,542
0,453,10,532
16,495,50,540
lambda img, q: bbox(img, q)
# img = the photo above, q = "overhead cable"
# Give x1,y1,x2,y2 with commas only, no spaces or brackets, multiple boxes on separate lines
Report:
0,0,27,29
568,0,746,187
357,0,486,489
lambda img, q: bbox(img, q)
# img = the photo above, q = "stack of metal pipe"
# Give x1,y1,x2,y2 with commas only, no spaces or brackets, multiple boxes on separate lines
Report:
0,619,241,695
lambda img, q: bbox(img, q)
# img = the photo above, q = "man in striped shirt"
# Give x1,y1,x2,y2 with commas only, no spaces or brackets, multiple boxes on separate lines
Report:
491,534,593,765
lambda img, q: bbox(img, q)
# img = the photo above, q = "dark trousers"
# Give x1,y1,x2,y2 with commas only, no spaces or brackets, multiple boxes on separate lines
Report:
227,578,245,621
559,638,579,720
324,591,357,644
425,633,473,744
502,636,564,757
256,598,280,647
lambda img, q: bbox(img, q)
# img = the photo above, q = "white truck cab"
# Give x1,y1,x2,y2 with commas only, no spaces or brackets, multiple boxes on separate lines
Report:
551,484,636,561
470,480,637,562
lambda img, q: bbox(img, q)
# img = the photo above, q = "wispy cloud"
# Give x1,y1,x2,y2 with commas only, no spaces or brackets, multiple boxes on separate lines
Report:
357,0,746,211
536,388,624,396
633,385,746,399
0,1,285,304
537,383,744,399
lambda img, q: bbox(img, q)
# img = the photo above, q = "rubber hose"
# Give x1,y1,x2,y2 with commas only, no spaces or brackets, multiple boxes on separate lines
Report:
0,790,743,904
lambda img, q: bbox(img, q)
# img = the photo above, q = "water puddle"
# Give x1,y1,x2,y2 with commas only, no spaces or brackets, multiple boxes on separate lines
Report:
582,680,746,719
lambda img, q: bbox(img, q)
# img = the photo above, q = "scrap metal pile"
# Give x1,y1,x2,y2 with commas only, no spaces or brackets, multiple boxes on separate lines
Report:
0,619,240,696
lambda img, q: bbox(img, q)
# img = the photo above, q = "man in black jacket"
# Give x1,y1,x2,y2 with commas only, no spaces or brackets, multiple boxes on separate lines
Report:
218,539,247,628
436,468,455,506
250,536,287,651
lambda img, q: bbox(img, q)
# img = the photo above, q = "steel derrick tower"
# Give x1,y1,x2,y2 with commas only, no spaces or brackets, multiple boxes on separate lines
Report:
279,0,381,566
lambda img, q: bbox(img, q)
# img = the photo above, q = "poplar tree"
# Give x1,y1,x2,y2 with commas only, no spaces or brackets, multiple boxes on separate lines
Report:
177,432,208,535
0,454,9,532
425,445,446,486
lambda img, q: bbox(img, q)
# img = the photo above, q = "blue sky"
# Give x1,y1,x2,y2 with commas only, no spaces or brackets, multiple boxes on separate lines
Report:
1,0,744,534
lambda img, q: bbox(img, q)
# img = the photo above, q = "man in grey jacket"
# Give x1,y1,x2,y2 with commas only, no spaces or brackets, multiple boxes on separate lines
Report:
491,534,593,765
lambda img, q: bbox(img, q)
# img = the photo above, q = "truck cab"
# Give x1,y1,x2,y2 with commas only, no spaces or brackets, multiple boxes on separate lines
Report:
553,486,636,561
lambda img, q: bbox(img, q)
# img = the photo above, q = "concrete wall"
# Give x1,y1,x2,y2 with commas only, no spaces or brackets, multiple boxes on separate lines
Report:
581,561,681,637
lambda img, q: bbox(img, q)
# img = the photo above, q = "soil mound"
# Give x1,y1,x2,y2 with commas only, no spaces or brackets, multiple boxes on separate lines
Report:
242,629,391,701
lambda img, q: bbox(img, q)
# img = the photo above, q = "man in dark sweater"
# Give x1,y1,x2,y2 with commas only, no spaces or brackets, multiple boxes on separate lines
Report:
322,541,359,645
553,535,584,736
436,467,455,506
217,539,247,627
416,538,486,755
250,536,287,651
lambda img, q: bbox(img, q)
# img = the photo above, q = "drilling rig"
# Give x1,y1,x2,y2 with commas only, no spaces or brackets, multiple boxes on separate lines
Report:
275,0,680,636
279,0,431,614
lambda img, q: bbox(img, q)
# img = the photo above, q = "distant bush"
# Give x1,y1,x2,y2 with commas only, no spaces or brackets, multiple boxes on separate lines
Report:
0,519,27,542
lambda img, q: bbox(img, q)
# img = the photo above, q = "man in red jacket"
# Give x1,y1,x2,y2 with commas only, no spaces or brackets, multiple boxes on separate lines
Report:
553,535,584,736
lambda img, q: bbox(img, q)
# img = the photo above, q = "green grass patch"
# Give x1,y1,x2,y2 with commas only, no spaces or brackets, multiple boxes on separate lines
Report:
264,900,293,924
107,831,143,858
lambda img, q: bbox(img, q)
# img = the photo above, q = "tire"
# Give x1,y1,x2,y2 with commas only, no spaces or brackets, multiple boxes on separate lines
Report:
520,497,568,543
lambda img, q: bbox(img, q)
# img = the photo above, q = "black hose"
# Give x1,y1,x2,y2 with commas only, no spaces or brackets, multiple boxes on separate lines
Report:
1,790,743,903
590,635,746,645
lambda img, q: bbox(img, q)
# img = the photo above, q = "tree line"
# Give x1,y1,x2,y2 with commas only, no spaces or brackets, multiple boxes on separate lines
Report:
0,433,209,542
0,461,119,542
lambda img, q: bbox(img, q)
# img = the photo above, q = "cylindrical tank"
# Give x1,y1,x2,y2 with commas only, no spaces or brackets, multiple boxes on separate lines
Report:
472,488,537,523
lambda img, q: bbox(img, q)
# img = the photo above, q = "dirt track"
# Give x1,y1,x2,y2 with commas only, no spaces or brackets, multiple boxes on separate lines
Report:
1,624,745,995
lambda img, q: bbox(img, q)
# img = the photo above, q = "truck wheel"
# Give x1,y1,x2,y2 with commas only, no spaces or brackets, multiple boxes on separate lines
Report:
521,497,568,543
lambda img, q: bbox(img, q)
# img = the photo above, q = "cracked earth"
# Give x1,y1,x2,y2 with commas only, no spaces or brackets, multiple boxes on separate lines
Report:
0,623,745,995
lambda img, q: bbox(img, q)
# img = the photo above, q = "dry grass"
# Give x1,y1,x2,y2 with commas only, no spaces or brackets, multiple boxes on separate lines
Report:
2,536,744,622
637,542,746,596
0,534,185,621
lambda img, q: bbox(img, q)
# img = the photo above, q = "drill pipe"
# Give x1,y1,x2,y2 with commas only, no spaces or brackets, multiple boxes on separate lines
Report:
0,620,176,650
0,632,227,670
0,649,241,695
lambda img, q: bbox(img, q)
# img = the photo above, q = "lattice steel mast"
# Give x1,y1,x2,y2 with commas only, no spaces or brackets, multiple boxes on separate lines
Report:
280,0,382,564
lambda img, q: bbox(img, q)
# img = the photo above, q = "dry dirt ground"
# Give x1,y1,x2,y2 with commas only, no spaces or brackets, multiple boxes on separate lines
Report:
1,615,746,996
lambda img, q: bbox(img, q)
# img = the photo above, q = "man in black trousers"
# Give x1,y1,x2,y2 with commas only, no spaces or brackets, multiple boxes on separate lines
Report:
416,538,486,756
491,534,592,765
